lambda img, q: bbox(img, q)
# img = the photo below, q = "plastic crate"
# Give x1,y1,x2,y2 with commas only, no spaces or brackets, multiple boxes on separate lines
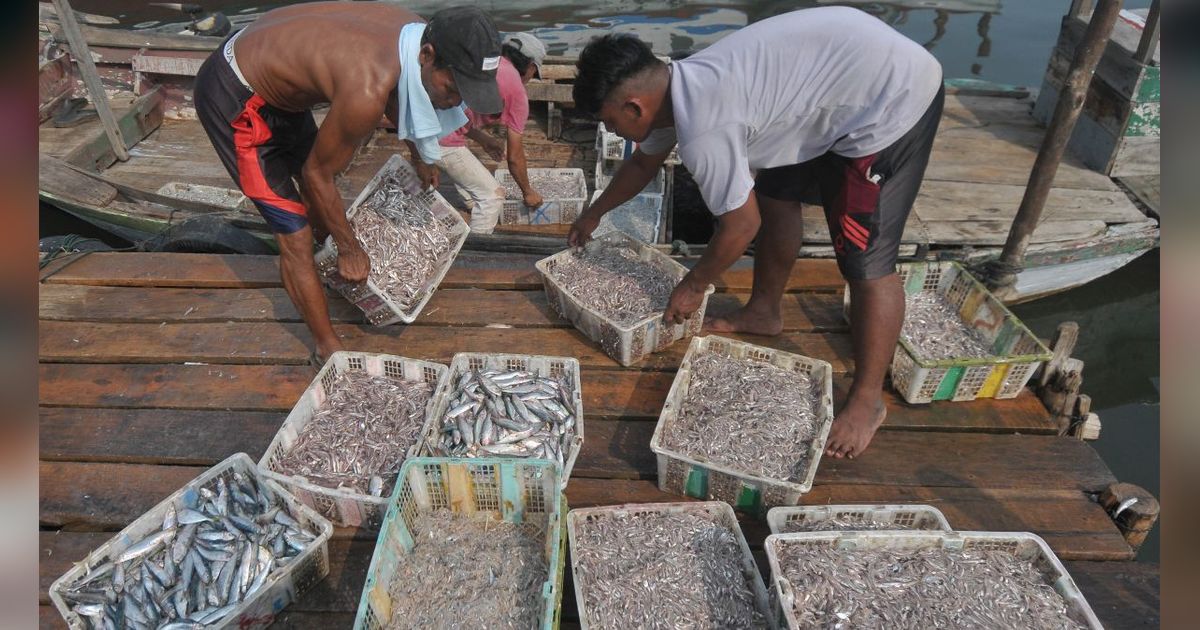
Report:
649,336,834,513
567,501,775,630
766,504,952,534
258,351,449,529
596,121,680,165
764,530,1103,630
590,190,663,244
353,457,565,630
49,453,333,630
315,154,470,326
844,261,1053,403
494,167,588,225
536,231,714,367
417,352,584,491
594,158,665,195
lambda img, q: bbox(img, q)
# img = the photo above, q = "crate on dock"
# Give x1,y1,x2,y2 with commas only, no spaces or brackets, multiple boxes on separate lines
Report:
494,167,587,225
845,261,1052,404
590,190,663,244
49,453,333,630
764,530,1103,630
594,158,665,195
650,336,834,513
596,121,680,165
354,458,565,630
417,352,584,491
258,351,448,529
766,504,952,534
314,154,469,326
567,501,774,630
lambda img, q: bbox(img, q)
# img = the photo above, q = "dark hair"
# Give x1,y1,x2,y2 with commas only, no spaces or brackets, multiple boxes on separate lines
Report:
420,27,450,68
501,43,534,77
573,34,663,116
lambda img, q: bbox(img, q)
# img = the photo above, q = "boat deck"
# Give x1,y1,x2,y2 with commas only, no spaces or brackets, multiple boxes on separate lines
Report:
37,251,1158,628
38,90,1157,253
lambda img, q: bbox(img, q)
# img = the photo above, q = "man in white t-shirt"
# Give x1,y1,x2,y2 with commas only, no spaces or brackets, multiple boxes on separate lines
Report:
568,7,944,460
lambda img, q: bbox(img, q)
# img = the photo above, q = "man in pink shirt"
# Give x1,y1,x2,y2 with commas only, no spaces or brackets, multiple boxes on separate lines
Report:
436,32,547,233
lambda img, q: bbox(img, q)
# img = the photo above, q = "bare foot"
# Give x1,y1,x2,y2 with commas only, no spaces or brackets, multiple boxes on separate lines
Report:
703,304,783,336
824,399,887,459
314,339,344,367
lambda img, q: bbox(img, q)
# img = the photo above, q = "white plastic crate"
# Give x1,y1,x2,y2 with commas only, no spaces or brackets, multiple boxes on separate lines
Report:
590,189,663,244
535,231,714,366
49,453,333,630
354,457,565,630
596,121,680,165
417,352,584,491
766,504,952,535
314,154,470,326
764,530,1103,630
494,167,588,225
650,335,835,513
844,261,1053,403
594,158,665,195
567,501,775,630
258,351,449,529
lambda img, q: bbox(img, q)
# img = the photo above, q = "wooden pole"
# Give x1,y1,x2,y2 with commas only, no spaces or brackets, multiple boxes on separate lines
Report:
988,0,1123,293
1099,482,1160,552
50,0,130,163
1134,0,1160,65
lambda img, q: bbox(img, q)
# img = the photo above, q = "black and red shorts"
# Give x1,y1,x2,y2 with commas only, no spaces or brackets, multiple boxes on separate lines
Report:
194,40,317,235
755,84,945,280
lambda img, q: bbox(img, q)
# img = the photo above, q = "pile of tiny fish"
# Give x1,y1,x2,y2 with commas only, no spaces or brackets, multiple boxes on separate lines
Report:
428,367,577,470
347,173,453,313
385,509,548,629
502,171,581,201
779,516,923,533
593,196,660,243
572,510,768,630
902,290,995,361
270,369,433,497
58,471,322,629
547,242,677,326
661,353,820,481
775,542,1086,629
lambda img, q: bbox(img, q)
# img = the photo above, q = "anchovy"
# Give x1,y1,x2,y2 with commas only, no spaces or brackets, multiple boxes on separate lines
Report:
544,239,679,326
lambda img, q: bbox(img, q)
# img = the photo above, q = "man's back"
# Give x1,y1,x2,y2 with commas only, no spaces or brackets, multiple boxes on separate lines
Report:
234,2,421,112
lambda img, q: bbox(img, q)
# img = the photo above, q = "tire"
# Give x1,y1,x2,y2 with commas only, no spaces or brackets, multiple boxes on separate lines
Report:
151,215,275,255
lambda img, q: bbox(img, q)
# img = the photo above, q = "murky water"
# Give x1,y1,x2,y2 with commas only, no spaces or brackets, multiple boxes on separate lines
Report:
51,1,1160,561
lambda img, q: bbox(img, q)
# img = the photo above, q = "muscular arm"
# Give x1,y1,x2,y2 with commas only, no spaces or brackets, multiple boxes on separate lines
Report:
662,194,762,323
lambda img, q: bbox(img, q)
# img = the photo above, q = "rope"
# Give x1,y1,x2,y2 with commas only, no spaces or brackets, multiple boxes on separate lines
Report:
968,258,1024,288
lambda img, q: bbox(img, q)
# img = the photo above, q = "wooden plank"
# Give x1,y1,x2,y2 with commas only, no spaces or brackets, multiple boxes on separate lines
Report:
914,179,1146,225
38,285,850,332
921,219,1107,246
525,81,574,104
130,54,205,77
51,0,128,161
38,320,855,372
55,22,223,51
928,125,1120,191
1116,174,1159,218
1065,561,1159,628
39,53,75,122
38,152,118,208
38,363,314,411
40,252,848,293
63,87,164,171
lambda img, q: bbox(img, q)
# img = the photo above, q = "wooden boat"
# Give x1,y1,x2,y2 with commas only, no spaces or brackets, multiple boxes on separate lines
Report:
38,6,1158,304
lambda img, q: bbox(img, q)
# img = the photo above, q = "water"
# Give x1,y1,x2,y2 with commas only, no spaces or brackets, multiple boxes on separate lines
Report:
54,1,1160,561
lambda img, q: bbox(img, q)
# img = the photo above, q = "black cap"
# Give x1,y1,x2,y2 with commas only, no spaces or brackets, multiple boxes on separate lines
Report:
426,7,503,114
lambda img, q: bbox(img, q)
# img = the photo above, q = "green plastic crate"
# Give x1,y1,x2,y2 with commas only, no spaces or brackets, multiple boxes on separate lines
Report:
354,457,565,630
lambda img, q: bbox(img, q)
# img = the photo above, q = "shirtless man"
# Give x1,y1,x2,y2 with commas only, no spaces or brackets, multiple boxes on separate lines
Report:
568,7,944,459
195,4,502,362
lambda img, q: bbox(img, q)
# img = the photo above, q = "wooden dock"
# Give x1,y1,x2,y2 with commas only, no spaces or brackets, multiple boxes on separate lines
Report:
37,250,1158,628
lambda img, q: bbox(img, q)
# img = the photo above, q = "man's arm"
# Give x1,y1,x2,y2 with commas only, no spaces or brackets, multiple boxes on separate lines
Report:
402,139,440,189
298,95,386,281
662,195,762,323
568,148,669,247
503,130,543,209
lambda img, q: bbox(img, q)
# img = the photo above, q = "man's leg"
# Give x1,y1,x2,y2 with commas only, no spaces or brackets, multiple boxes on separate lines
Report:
276,226,342,360
438,146,505,234
704,193,804,336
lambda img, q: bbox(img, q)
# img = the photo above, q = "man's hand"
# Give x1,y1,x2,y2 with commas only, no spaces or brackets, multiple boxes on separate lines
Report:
523,190,544,210
413,160,440,190
568,210,602,248
336,238,370,283
663,276,707,325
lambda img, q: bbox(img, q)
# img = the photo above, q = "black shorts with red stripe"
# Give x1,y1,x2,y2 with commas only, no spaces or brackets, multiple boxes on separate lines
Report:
195,40,317,235
755,84,945,281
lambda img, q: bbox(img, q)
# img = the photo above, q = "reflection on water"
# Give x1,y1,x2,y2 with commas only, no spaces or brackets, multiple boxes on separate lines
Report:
72,0,1146,86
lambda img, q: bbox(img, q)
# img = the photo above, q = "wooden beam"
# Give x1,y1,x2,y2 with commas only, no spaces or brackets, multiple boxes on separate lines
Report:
131,53,205,77
525,81,575,105
63,87,163,171
1099,482,1160,552
50,0,130,162
1133,0,1160,65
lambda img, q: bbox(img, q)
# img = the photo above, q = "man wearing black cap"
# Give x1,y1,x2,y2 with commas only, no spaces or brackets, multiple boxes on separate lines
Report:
195,3,502,363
